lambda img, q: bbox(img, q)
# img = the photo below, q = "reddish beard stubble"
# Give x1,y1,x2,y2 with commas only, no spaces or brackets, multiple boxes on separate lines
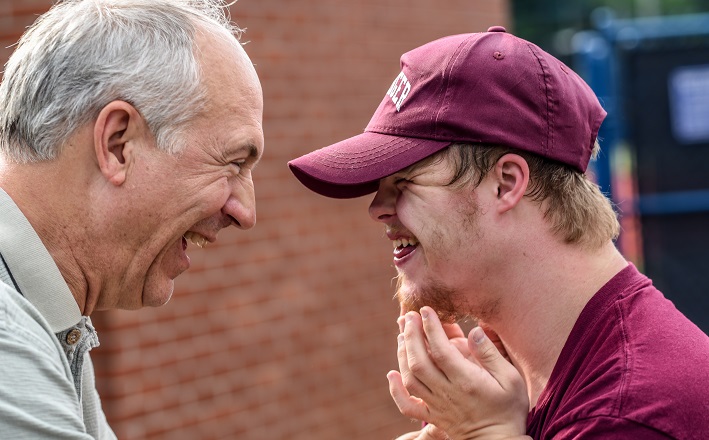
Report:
395,273,502,327
395,273,463,323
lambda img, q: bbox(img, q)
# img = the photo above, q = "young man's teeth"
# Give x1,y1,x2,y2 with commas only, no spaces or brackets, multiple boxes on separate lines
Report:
392,238,419,249
184,231,207,248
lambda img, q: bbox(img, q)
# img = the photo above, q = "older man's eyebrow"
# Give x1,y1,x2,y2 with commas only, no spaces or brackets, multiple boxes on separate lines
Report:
226,142,261,162
241,142,264,170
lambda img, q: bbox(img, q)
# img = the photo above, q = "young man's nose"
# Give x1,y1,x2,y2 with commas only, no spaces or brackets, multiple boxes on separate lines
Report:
368,178,398,223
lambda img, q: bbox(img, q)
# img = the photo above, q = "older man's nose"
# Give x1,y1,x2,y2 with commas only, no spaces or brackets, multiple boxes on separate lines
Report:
223,186,256,230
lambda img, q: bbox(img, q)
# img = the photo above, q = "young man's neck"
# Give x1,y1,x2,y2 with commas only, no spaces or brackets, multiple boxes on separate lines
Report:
479,240,628,408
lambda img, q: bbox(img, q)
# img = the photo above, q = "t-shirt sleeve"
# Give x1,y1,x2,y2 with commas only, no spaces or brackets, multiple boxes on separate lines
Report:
0,286,94,439
551,415,674,439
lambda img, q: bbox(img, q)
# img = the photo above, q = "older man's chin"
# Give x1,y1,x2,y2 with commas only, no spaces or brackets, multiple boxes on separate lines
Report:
140,270,177,309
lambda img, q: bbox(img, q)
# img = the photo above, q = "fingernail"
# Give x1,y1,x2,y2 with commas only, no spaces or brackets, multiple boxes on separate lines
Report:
405,313,413,323
397,316,405,332
472,327,485,344
420,308,429,319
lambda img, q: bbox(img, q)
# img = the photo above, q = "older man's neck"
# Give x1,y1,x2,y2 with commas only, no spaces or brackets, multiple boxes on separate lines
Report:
0,154,96,315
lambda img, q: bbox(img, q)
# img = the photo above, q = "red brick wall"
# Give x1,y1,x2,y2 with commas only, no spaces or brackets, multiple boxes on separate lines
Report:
0,1,509,438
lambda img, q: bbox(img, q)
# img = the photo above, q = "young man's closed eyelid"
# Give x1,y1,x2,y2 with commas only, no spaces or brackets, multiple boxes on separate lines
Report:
394,161,435,183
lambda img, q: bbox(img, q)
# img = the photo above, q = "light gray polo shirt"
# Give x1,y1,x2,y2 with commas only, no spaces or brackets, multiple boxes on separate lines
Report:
0,188,116,439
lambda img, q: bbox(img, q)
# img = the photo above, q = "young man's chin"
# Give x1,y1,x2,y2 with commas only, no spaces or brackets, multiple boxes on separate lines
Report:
395,276,462,323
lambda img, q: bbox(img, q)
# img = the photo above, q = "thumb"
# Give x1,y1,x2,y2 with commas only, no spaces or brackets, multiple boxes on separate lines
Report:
478,321,511,362
468,326,514,382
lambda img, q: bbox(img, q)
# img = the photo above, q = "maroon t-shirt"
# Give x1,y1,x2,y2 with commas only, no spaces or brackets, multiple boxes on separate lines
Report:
527,263,709,439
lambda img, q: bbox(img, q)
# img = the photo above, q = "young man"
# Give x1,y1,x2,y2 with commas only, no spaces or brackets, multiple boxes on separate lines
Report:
0,1,263,437
289,27,709,439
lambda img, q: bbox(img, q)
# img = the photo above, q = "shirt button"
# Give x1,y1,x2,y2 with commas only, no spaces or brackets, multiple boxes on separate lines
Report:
66,329,81,345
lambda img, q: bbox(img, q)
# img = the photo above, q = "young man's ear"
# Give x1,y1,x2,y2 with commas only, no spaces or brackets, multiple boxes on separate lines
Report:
93,101,145,186
493,153,529,214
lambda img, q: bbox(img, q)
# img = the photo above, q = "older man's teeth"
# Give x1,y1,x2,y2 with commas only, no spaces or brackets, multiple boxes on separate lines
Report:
392,238,419,249
184,231,208,248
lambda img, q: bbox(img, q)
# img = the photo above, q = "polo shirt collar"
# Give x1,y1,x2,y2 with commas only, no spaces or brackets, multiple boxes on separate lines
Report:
0,188,81,332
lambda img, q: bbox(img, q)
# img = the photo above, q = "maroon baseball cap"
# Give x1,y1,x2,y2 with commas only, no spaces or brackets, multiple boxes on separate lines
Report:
288,26,607,199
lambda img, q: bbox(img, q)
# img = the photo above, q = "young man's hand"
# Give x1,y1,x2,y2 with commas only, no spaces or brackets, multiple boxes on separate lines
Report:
389,307,531,440
395,423,449,440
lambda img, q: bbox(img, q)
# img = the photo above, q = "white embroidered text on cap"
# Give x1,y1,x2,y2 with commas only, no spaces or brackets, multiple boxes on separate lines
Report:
386,71,411,112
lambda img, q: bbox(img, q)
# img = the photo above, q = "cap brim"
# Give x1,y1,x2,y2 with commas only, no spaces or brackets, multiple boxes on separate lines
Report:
288,132,452,199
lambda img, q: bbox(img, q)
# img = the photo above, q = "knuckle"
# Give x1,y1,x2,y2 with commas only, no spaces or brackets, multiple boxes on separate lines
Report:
428,346,447,364
408,358,426,375
401,371,417,389
460,380,477,395
479,343,500,361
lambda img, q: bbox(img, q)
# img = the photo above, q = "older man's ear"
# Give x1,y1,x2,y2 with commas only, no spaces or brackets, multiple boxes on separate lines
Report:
93,100,145,186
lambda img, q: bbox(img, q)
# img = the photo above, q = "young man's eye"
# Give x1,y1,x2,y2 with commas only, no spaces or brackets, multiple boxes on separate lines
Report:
394,177,411,186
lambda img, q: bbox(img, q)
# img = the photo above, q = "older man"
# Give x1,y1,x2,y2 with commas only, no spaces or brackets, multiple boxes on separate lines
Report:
289,27,709,439
0,1,263,437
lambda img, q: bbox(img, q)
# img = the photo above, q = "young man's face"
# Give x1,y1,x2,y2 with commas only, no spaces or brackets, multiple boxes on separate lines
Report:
368,150,500,322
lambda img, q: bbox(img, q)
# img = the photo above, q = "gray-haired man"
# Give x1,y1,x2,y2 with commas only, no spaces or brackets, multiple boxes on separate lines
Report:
0,1,263,437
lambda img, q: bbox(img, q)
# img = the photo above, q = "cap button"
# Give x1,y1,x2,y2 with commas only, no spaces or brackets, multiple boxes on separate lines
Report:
487,26,507,33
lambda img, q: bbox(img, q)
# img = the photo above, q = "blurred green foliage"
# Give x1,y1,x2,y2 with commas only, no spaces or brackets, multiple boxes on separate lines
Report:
512,0,709,54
